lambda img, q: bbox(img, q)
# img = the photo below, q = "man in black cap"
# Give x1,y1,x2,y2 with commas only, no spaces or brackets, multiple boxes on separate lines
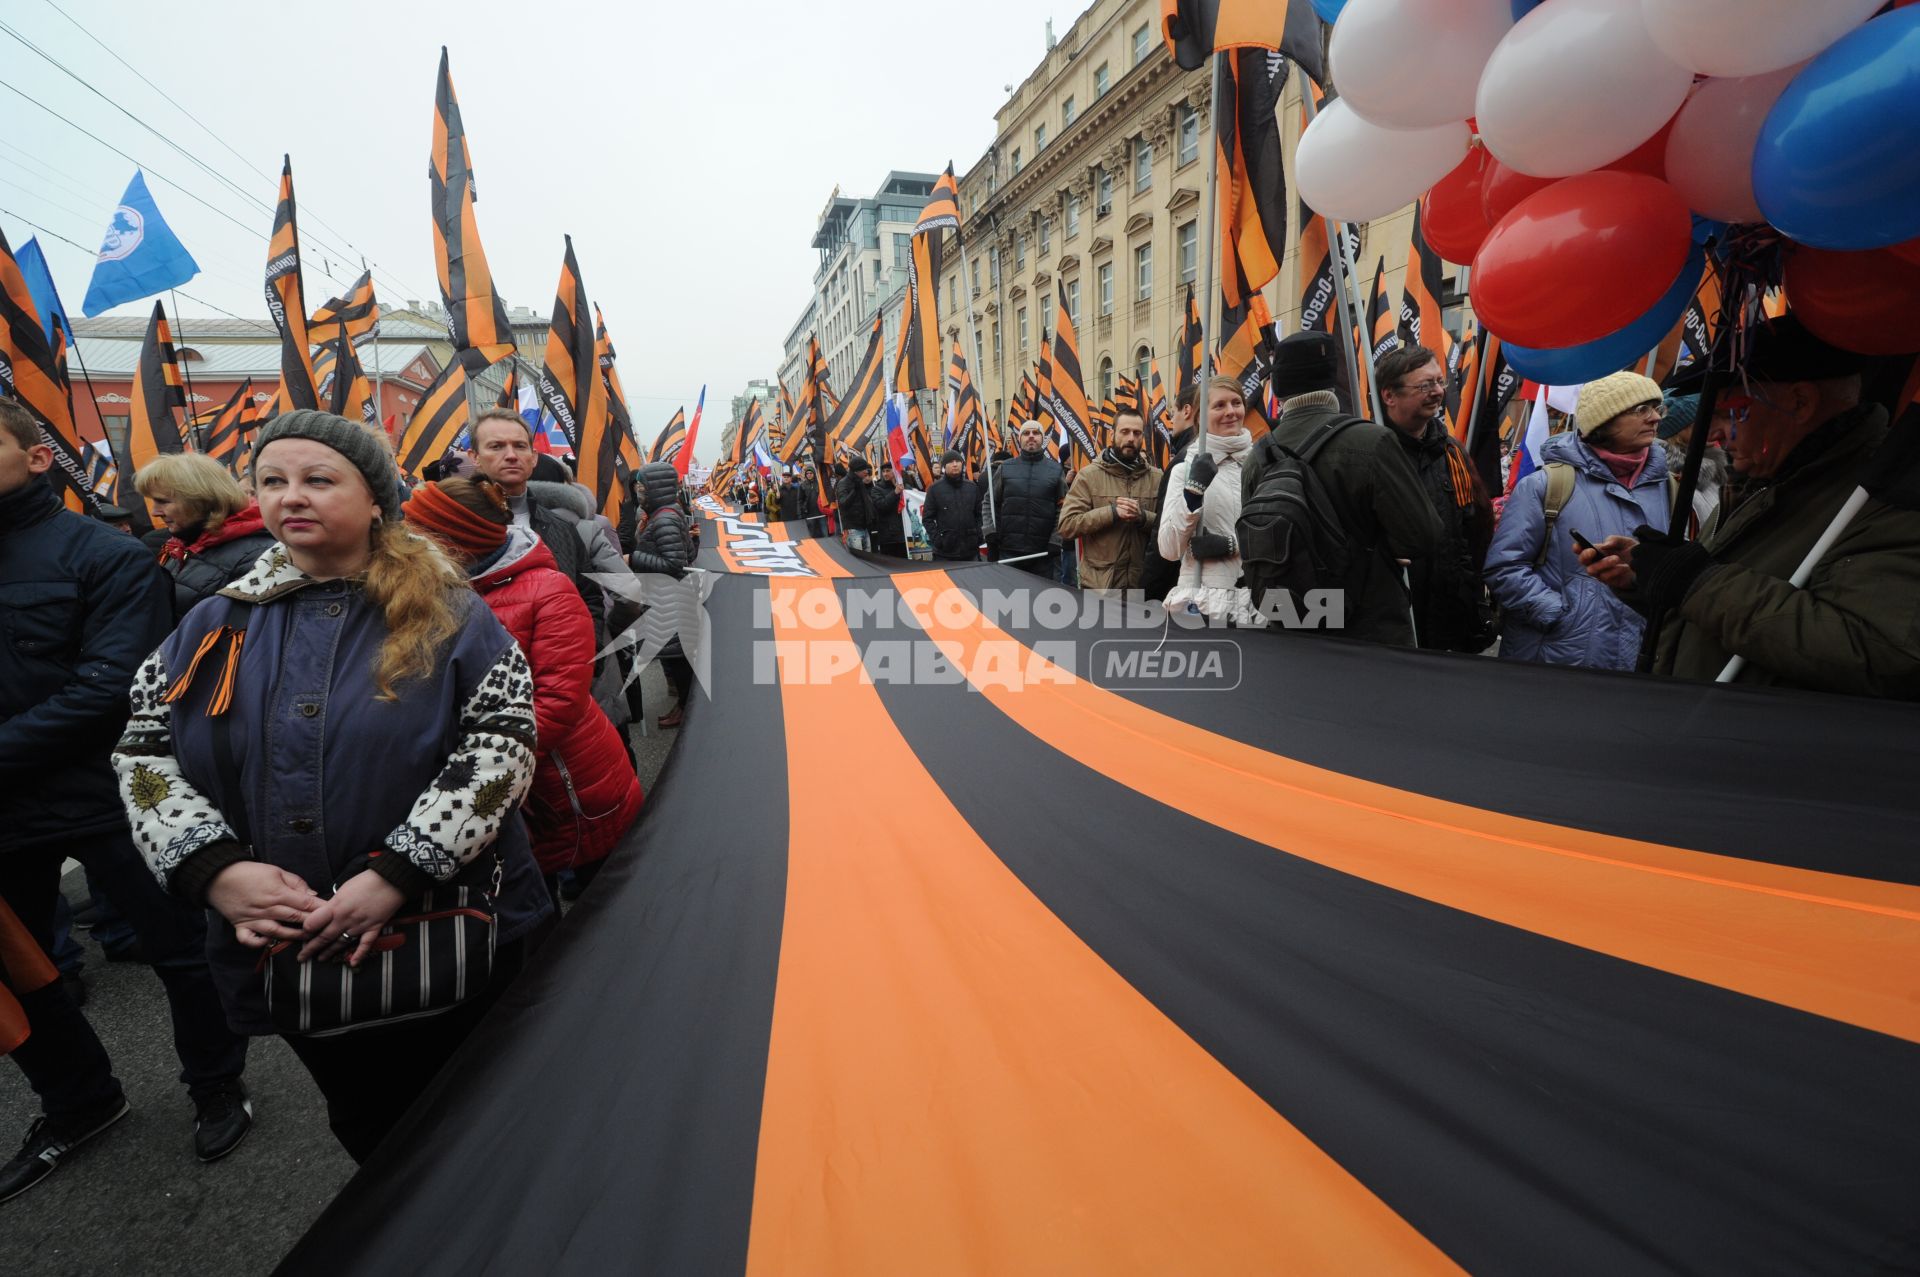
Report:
833,454,879,552
1242,331,1441,644
1582,314,1920,697
920,449,985,563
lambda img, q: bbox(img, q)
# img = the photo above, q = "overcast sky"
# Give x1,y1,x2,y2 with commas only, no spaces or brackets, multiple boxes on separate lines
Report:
0,0,1089,459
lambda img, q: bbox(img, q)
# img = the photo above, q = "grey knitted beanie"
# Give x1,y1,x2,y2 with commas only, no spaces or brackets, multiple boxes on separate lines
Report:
250,409,404,520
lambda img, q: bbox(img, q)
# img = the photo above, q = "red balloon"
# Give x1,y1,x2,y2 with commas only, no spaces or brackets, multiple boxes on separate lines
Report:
1888,237,1920,268
1784,245,1920,356
1472,172,1694,350
1422,147,1495,266
1480,158,1556,225
1602,113,1678,180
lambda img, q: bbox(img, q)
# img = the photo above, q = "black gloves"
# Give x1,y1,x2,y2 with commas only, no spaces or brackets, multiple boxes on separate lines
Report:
1183,452,1218,511
1627,524,1713,616
1189,532,1236,561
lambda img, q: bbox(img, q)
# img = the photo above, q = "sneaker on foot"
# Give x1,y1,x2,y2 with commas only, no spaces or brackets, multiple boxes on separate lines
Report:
192,1081,252,1163
0,1093,130,1203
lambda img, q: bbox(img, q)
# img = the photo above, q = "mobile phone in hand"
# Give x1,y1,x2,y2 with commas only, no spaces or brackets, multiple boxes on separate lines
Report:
1569,529,1599,556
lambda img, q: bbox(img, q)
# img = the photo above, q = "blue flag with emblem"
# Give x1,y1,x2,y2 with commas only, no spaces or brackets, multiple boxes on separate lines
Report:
14,238,71,345
81,170,200,316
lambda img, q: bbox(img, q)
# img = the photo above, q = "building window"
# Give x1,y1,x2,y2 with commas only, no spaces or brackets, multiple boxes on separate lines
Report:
990,246,1001,283
971,190,981,215
1178,105,1199,167
1035,123,1048,151
948,277,957,313
1135,243,1153,303
1096,168,1113,217
975,330,985,369
1015,234,1026,272
1136,345,1152,386
1097,262,1114,316
1066,191,1081,238
971,259,980,295
1132,23,1150,66
1178,221,1197,286
1062,96,1077,128
1065,278,1081,327
894,235,910,269
1100,355,1115,402
1134,137,1153,194
1040,294,1051,326
1011,147,1023,175
1095,63,1110,98
1038,216,1051,256
992,320,1001,361
1018,307,1029,350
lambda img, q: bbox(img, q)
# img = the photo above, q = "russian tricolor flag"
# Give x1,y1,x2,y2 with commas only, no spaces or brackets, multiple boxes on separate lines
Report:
885,392,911,476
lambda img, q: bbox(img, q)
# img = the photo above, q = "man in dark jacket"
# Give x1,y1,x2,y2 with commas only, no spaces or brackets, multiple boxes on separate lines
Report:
1377,344,1497,652
1247,332,1443,645
1142,389,1200,602
834,455,880,551
1583,314,1920,697
468,409,598,625
628,461,697,726
0,401,253,1200
990,421,1069,578
921,450,985,563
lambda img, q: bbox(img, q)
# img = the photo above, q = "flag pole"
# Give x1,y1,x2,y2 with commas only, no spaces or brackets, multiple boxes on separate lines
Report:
167,289,201,450
1298,90,1382,424
955,230,998,531
1194,54,1226,439
364,257,383,433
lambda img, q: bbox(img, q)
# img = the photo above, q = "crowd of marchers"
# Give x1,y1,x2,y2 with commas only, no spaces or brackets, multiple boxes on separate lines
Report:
794,312,1920,699
0,403,696,1200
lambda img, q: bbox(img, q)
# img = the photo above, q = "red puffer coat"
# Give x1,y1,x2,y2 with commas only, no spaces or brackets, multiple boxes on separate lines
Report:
471,528,642,873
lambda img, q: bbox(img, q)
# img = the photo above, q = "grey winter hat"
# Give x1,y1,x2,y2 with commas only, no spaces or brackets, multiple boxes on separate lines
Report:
250,409,404,520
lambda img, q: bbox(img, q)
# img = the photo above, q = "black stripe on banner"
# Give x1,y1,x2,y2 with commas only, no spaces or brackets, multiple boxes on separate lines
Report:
936,566,1920,883
277,575,789,1277
838,576,1920,1275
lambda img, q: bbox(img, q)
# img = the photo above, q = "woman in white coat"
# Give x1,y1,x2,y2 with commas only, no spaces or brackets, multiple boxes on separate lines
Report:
1157,376,1265,627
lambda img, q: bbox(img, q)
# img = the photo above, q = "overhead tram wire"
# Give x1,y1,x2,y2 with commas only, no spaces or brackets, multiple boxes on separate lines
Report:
0,202,254,323
0,169,261,294
30,0,440,306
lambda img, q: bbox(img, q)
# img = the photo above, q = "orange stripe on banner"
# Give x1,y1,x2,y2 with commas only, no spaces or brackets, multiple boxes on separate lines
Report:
791,536,850,580
744,580,1460,1277
901,573,1920,1045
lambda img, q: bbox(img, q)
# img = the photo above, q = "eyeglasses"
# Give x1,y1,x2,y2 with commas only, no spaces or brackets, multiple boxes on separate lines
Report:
1627,401,1664,419
1395,378,1446,395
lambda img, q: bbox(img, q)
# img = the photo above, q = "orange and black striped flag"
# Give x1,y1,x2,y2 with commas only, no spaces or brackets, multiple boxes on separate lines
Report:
899,165,961,392
309,269,379,346
595,305,642,499
1216,50,1292,310
432,47,515,363
0,227,96,511
496,361,518,410
1008,368,1036,429
537,236,613,513
313,333,374,427
905,398,936,488
1367,258,1398,363
1217,295,1277,438
128,300,187,481
1399,202,1455,429
828,313,887,456
650,408,687,465
1161,0,1325,81
396,350,484,477
1044,297,1096,461
1177,285,1203,401
201,379,257,474
777,375,795,431
1147,359,1175,468
265,155,321,412
946,340,986,456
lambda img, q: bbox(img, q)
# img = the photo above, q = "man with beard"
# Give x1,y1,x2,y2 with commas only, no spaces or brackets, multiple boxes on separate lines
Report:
919,450,984,563
1376,344,1496,652
1058,409,1163,593
989,420,1070,578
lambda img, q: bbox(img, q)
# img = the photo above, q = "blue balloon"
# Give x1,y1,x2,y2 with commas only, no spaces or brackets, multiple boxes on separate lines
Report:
1504,250,1704,385
1753,7,1920,251
1311,0,1347,22
1690,215,1728,247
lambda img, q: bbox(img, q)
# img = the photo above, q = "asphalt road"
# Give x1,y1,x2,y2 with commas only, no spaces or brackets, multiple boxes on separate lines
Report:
0,664,681,1276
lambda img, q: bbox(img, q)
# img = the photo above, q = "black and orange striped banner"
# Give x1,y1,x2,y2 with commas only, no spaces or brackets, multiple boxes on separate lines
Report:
1215,49,1291,311
201,379,257,474
311,334,374,427
1398,202,1457,432
264,155,320,413
1177,285,1202,403
431,47,515,364
651,407,688,465
537,236,612,510
1044,296,1095,460
127,299,187,475
898,166,959,393
827,314,886,456
0,227,95,512
284,533,1920,1277
308,269,379,346
1161,0,1325,78
394,350,480,477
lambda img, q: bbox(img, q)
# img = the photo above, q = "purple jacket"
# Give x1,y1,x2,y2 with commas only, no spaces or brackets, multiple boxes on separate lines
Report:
115,544,551,1034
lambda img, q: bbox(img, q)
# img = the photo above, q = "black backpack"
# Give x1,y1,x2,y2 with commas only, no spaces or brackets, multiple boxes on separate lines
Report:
1236,416,1362,606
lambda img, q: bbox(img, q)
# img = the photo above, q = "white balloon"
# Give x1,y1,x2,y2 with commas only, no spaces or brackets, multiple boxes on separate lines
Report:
1640,0,1883,78
1477,0,1695,178
1330,0,1513,130
1663,64,1805,224
1296,100,1470,224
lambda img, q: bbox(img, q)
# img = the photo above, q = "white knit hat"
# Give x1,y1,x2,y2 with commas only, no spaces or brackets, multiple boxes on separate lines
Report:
1574,372,1663,438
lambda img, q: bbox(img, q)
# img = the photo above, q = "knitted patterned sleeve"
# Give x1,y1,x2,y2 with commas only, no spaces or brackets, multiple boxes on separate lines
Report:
114,647,241,889
381,643,537,882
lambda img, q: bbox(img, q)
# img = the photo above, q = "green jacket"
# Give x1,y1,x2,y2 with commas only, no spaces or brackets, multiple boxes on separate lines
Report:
1057,453,1163,591
1253,402,1443,645
1658,404,1920,698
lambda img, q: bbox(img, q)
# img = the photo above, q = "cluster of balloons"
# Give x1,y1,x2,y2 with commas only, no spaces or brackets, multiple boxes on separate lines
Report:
1296,0,1920,379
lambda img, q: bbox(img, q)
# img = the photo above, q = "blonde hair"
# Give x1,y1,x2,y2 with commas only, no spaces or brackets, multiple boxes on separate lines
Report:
1205,375,1247,404
134,452,250,533
364,522,467,702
